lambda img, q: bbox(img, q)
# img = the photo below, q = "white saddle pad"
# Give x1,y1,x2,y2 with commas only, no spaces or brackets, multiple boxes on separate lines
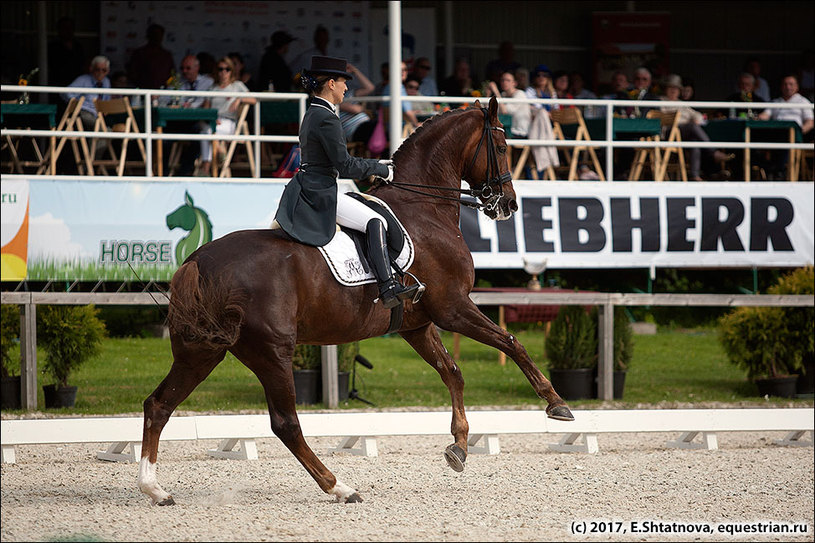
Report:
318,195,414,287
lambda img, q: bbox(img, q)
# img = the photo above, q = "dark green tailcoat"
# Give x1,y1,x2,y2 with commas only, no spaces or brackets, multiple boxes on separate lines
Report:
274,97,388,246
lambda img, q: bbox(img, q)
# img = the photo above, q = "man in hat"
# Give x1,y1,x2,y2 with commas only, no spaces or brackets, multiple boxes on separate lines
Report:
274,56,420,309
258,30,296,92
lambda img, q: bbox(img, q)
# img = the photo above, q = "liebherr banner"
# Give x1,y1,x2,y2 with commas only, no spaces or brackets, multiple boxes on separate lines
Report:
1,179,812,282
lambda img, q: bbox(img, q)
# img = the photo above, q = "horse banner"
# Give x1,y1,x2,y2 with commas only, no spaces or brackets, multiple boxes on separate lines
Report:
2,178,813,282
463,181,814,270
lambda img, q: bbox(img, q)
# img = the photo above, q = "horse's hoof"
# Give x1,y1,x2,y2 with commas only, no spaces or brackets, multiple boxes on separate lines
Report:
547,405,575,421
156,496,176,506
345,492,363,503
443,444,466,472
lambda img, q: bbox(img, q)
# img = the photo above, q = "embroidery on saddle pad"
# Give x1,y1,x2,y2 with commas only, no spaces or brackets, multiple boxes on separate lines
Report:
318,194,414,287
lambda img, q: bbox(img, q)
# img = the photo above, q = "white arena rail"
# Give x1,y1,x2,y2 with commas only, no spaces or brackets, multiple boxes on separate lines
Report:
2,408,811,464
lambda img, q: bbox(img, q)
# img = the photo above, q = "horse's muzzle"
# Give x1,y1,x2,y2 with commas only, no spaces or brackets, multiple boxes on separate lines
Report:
486,195,518,221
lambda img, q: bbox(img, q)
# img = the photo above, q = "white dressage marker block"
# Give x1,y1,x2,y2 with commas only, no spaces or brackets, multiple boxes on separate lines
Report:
207,438,259,460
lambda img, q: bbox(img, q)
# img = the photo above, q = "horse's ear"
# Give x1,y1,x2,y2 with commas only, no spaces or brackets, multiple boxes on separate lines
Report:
488,96,499,123
473,99,482,109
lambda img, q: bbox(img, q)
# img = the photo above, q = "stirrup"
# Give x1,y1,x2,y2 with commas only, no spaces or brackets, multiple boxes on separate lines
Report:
402,271,426,304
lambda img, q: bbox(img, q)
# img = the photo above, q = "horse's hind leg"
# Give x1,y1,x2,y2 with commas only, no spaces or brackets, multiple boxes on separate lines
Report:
399,324,470,472
139,343,226,505
233,342,363,503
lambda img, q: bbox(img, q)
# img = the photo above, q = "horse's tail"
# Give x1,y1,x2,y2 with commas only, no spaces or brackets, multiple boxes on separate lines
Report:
167,261,246,350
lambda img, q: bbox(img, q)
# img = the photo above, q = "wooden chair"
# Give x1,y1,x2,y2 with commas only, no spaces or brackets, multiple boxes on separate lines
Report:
798,147,814,181
651,110,688,182
549,107,605,181
33,97,93,175
91,97,146,176
628,110,664,181
215,103,257,178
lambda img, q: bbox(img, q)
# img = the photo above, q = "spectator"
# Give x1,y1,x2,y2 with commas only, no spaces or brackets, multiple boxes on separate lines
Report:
797,49,814,102
742,58,771,101
723,73,766,118
258,30,296,93
289,25,330,78
601,70,633,117
47,17,86,104
162,55,214,176
486,70,530,138
228,51,258,92
629,67,659,117
127,23,175,90
681,76,696,101
758,74,814,178
339,63,378,145
197,52,216,79
408,57,438,97
440,57,476,97
484,41,522,84
109,71,132,89
659,74,733,181
569,70,600,118
405,75,435,117
514,67,530,94
61,55,111,130
199,57,257,174
551,70,574,109
381,61,419,127
372,61,390,97
525,64,554,111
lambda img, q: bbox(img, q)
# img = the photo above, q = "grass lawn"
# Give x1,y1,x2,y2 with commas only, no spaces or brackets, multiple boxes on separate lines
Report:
4,327,810,415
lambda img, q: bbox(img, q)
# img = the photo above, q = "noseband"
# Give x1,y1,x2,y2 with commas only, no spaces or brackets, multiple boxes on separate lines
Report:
387,107,512,211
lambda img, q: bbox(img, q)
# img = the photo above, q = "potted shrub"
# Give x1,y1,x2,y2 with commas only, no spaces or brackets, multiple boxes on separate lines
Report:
545,305,597,400
718,306,802,398
1,304,22,409
767,266,814,395
292,342,359,404
37,305,106,408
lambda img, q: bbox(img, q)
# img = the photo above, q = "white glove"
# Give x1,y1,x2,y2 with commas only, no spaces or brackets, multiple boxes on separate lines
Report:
376,163,394,183
378,159,393,166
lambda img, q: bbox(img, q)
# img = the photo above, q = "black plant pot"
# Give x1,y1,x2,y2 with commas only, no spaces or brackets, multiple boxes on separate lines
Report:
549,368,595,401
755,376,798,398
795,354,815,395
338,371,350,402
590,369,627,400
293,370,321,405
42,384,78,408
1,376,22,409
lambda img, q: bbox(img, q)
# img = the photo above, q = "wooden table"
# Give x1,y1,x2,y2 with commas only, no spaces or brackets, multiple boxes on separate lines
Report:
1,103,58,174
703,119,803,181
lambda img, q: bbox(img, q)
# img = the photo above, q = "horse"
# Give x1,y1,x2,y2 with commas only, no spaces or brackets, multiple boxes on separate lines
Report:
138,96,574,505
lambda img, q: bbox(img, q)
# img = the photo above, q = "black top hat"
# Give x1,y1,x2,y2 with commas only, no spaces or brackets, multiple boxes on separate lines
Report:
271,30,296,49
303,56,353,80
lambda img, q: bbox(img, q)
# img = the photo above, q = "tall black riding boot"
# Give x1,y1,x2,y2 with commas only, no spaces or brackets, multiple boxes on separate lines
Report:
365,219,420,309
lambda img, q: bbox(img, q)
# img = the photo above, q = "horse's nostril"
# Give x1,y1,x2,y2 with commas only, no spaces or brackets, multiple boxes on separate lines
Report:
509,199,518,212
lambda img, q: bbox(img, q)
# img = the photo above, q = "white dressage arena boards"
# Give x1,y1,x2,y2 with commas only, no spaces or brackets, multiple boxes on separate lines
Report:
1,408,812,464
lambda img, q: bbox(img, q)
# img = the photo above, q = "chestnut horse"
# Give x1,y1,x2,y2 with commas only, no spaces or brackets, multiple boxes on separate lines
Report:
138,97,573,505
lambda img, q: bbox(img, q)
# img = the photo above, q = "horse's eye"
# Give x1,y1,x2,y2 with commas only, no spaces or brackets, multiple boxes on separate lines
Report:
497,146,507,155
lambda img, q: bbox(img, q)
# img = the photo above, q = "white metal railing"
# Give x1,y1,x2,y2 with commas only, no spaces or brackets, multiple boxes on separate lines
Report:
2,85,813,181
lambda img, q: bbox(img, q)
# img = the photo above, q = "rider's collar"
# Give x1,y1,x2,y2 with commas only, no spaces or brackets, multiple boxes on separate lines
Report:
310,96,338,116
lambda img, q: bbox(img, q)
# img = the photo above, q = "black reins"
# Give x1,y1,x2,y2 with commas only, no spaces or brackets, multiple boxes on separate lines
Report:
387,107,512,210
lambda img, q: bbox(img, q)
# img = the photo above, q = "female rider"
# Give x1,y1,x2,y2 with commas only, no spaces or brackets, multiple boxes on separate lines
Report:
274,56,419,309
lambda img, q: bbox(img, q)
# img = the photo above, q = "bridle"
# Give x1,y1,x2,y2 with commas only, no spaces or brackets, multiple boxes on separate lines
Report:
387,107,512,211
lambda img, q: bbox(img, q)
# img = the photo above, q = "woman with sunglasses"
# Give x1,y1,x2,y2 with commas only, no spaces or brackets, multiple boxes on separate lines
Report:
274,56,419,309
199,56,256,173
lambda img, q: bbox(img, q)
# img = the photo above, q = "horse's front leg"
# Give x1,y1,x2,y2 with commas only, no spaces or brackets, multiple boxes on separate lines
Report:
399,324,470,472
438,300,574,421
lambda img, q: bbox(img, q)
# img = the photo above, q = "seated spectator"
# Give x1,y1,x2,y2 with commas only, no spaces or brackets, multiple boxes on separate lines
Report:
405,75,435,117
61,55,112,130
408,57,438,97
110,71,132,89
629,67,660,117
551,70,574,109
339,63,378,144
228,52,258,92
601,70,632,116
440,58,476,97
659,74,733,181
514,67,530,94
569,71,600,118
758,74,814,178
525,64,554,111
681,76,696,101
722,72,766,119
380,61,419,128
484,41,522,84
487,71,530,138
199,57,257,174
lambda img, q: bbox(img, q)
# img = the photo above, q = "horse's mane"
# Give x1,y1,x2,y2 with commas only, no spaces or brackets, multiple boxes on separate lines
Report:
391,107,470,163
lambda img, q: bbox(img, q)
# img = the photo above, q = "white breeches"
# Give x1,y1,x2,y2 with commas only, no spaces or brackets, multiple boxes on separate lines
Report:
335,192,387,233
200,118,237,162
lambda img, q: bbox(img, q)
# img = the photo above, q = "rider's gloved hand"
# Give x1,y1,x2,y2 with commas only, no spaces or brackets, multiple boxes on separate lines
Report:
375,161,394,183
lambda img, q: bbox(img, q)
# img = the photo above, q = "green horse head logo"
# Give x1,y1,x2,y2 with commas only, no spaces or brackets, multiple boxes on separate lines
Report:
166,191,213,265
